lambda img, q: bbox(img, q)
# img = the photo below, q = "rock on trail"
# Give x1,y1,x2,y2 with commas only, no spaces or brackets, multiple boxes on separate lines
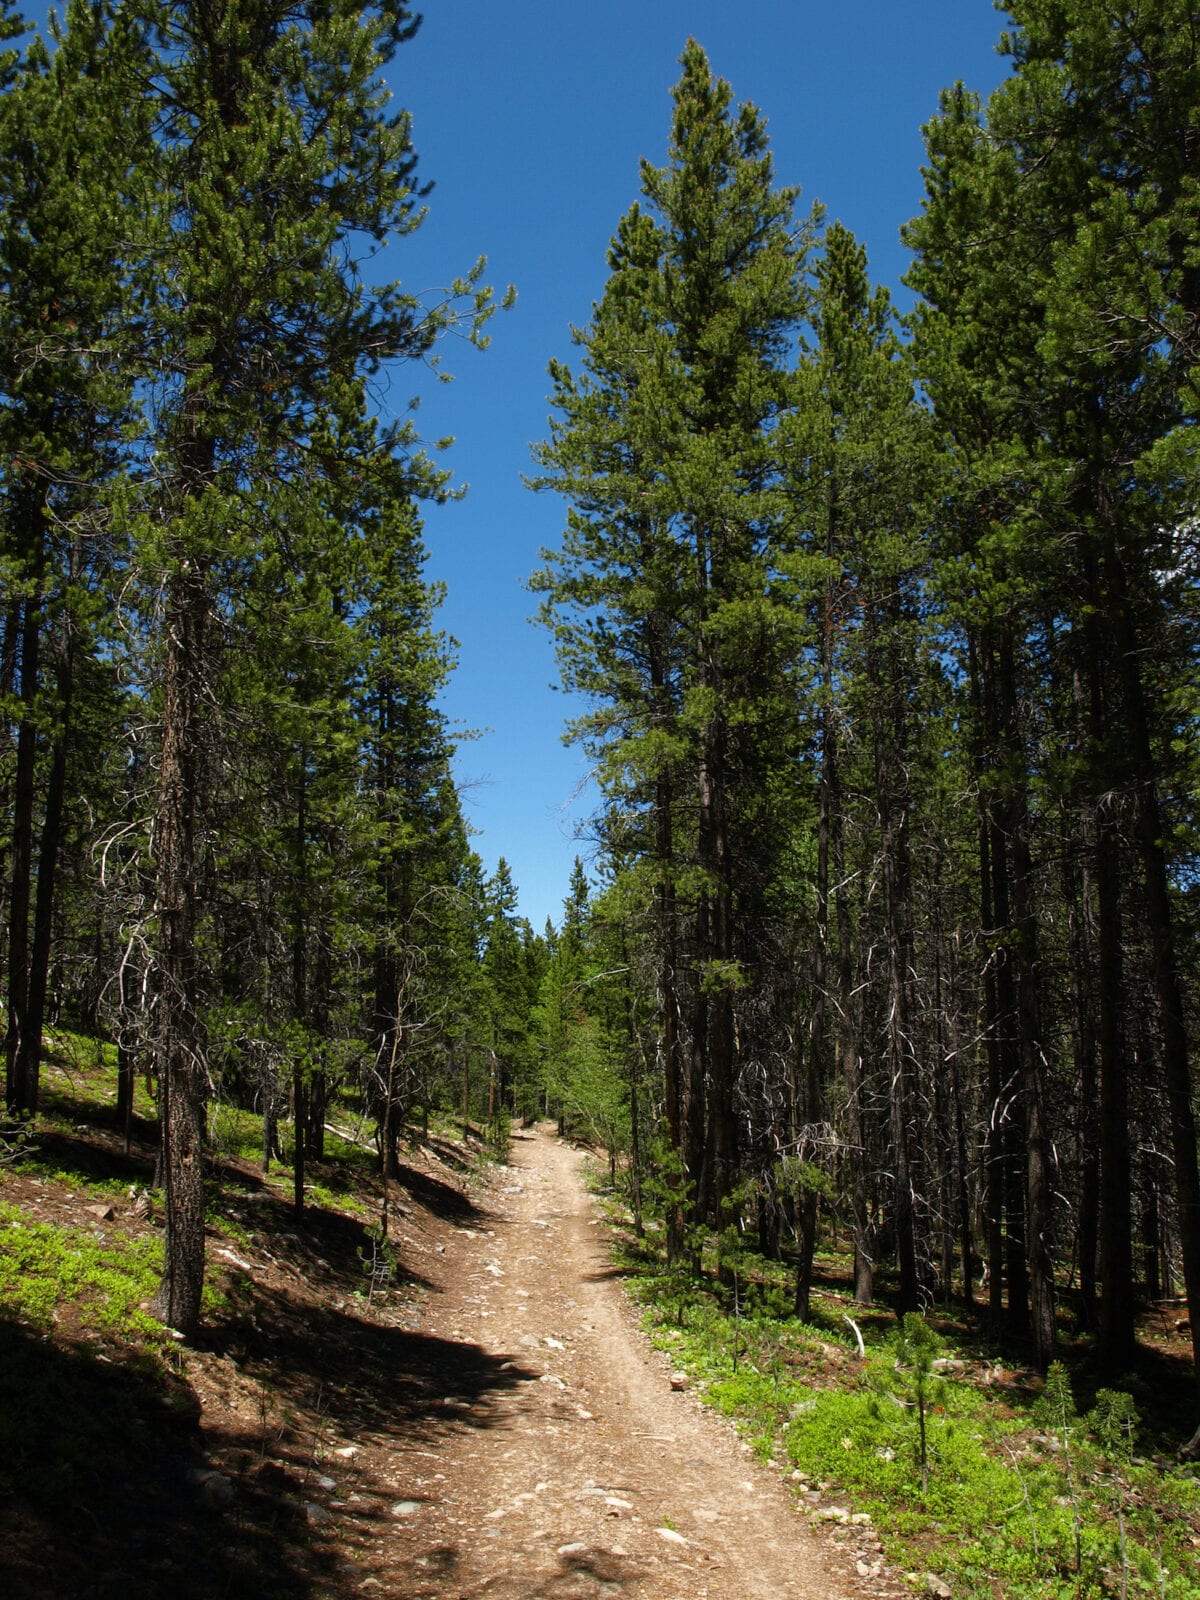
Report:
382,1124,869,1599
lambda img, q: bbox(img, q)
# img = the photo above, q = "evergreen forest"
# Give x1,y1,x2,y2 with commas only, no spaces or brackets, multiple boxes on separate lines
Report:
5,4,1200,1592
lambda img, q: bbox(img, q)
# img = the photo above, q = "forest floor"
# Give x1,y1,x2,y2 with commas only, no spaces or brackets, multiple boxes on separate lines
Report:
0,1103,903,1600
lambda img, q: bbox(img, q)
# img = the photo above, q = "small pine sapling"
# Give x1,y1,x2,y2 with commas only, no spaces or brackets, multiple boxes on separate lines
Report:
890,1312,945,1496
1090,1388,1140,1600
1036,1361,1082,1576
717,1179,758,1371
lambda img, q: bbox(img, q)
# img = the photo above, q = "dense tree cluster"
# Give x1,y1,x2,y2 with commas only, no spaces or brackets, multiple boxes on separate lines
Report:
3,0,1199,1403
534,11,1200,1390
0,0,530,1335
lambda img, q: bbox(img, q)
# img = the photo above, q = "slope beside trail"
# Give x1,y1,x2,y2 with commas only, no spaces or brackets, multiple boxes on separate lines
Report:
383,1124,895,1600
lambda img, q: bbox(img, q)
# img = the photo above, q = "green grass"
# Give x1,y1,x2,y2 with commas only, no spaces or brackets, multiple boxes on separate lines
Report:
0,1199,169,1342
623,1237,1200,1599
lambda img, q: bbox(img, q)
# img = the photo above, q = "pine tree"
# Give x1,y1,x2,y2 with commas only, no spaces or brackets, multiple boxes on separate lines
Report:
123,0,498,1336
905,0,1200,1376
783,221,939,1311
0,0,142,1118
533,40,815,1229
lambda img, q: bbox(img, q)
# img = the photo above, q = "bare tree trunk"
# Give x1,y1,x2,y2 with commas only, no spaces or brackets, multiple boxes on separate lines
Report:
1064,796,1100,1331
5,571,41,1117
873,601,918,1315
151,565,209,1339
1000,631,1055,1368
1104,541,1200,1385
972,631,1006,1335
14,620,75,1121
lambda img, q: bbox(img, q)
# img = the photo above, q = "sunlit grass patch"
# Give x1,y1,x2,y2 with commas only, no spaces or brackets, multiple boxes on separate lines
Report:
0,1199,166,1341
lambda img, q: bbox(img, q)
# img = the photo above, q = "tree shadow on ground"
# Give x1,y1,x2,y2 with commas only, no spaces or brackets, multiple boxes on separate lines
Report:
385,1539,650,1598
0,1284,540,1600
392,1157,495,1226
213,1274,536,1447
0,1314,327,1600
415,1130,486,1177
214,1181,440,1298
16,1126,155,1189
581,1263,641,1284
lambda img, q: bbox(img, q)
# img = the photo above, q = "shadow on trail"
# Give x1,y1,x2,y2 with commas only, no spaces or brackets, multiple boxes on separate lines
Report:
217,1180,441,1298
0,1313,323,1600
392,1156,494,1226
387,1539,649,1598
220,1283,537,1444
0,1283,540,1600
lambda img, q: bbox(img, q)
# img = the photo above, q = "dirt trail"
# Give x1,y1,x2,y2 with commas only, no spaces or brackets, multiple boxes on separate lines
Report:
386,1125,871,1599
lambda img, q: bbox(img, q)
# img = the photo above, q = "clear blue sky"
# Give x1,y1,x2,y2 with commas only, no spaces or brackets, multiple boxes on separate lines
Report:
379,1,1013,932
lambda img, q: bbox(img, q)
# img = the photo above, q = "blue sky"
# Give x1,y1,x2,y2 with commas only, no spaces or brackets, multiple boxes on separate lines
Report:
379,1,1013,931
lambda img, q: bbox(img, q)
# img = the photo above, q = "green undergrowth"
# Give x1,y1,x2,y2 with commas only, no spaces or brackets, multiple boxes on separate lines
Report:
616,1229,1200,1599
0,1027,497,1359
0,1198,177,1344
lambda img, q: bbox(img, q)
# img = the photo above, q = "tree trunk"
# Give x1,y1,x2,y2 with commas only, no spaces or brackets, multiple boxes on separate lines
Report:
972,632,1006,1336
1103,537,1200,1385
1000,630,1055,1368
5,575,41,1118
874,602,919,1315
14,622,75,1120
1065,794,1100,1331
150,565,209,1339
116,1046,136,1153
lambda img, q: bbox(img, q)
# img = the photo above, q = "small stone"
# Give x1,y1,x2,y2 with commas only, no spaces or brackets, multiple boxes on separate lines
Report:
316,1474,336,1491
390,1500,421,1518
557,1542,588,1556
333,1446,357,1458
813,1505,850,1523
657,1527,687,1545
669,1371,689,1391
305,1502,332,1527
87,1204,115,1222
925,1576,953,1599
188,1469,235,1510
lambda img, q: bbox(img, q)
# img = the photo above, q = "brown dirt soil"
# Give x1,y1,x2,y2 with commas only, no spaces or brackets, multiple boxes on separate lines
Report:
379,1123,887,1600
0,1116,899,1600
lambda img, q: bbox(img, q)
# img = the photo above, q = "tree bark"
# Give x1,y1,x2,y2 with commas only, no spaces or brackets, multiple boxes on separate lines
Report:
5,570,41,1117
151,564,210,1339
